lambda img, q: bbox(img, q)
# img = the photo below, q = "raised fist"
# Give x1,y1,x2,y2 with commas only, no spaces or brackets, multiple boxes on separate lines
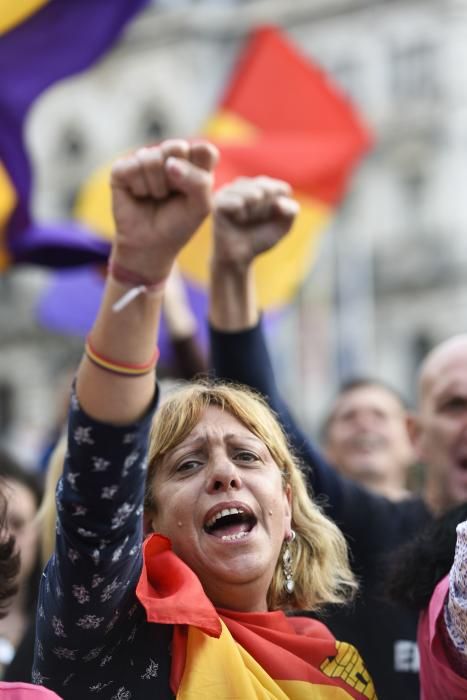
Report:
110,139,218,281
212,176,299,269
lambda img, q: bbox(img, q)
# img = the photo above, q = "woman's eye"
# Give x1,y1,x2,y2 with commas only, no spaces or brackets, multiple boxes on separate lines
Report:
234,451,258,462
177,460,201,473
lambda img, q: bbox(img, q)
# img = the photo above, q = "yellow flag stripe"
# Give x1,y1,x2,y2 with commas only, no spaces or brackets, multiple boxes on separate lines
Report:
277,679,355,699
177,621,365,699
178,196,331,309
202,109,259,142
0,0,50,35
0,163,17,225
74,156,332,309
73,163,115,241
0,162,17,270
74,134,333,309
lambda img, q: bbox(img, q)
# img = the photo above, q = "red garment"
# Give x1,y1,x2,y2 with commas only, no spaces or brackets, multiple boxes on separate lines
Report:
418,575,467,699
137,534,375,699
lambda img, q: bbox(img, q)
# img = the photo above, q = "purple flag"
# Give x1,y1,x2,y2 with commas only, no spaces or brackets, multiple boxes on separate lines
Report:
0,0,148,267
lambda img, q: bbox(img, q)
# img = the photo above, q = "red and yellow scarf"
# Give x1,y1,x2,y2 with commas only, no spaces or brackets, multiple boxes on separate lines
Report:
137,535,376,699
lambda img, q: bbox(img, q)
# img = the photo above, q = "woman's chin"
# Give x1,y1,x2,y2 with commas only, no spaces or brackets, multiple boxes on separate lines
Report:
198,548,272,593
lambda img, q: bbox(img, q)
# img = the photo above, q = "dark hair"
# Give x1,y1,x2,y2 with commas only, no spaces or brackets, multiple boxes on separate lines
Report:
0,449,43,509
320,376,410,443
0,488,20,618
385,503,467,611
0,450,43,613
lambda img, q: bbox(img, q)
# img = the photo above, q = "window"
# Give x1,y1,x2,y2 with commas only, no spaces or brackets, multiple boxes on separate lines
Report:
390,42,438,101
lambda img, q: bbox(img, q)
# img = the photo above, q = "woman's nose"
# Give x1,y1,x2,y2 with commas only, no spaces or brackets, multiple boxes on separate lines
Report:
206,459,242,493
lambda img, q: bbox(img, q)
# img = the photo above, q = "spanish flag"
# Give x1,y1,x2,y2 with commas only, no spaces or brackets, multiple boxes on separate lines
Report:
178,25,372,309
137,535,377,699
36,24,371,338
73,25,371,311
0,0,148,271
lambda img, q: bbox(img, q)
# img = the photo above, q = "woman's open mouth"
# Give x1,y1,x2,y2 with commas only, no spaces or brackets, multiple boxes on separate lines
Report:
203,506,257,542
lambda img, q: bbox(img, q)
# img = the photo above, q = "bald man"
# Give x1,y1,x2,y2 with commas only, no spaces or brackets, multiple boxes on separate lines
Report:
207,176,467,700
406,336,467,512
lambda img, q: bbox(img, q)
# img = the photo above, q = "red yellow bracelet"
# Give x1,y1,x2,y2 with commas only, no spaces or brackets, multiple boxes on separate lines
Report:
85,336,159,376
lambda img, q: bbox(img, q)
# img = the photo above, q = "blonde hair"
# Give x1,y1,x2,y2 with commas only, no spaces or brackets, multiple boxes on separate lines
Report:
36,434,67,566
146,380,357,612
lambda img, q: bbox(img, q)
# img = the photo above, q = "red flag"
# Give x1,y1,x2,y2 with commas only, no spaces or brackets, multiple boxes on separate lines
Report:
209,24,371,204
178,24,372,307
37,24,372,338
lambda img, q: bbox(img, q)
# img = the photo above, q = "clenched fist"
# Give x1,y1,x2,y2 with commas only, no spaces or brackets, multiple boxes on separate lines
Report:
212,176,299,270
110,138,218,282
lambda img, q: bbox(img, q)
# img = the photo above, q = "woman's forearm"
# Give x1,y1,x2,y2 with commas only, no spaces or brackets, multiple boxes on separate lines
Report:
209,261,258,331
76,277,163,425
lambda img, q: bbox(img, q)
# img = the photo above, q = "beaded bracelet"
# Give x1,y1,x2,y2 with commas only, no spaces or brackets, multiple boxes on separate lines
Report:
85,336,159,376
108,260,167,313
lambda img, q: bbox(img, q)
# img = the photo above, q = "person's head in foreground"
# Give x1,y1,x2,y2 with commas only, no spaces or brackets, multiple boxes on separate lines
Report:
0,489,62,697
322,378,415,500
0,452,42,597
0,453,42,678
385,502,467,700
385,501,467,611
0,490,20,621
144,380,357,613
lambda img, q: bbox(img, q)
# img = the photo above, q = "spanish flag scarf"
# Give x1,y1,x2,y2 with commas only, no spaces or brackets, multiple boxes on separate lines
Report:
137,535,376,699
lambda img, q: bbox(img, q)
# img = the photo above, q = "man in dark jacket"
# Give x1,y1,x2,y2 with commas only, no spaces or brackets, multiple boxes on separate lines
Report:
208,175,467,699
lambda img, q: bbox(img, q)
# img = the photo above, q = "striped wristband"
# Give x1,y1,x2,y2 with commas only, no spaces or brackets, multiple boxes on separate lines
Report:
85,336,159,376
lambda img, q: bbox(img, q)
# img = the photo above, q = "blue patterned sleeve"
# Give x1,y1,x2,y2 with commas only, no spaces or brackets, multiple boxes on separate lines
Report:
33,384,157,687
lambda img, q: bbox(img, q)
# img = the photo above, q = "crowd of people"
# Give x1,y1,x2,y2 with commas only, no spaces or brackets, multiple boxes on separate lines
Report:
0,138,466,699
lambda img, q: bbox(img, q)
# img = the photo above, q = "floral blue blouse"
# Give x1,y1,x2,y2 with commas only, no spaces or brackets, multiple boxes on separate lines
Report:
32,387,174,699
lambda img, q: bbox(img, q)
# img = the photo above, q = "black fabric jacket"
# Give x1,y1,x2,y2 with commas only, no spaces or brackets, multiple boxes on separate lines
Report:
210,321,432,700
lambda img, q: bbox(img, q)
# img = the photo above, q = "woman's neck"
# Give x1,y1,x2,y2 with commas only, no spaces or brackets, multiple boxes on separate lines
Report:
207,581,269,613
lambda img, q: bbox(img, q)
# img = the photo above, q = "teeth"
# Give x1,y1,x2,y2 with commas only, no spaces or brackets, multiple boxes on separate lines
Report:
205,507,244,529
221,531,249,542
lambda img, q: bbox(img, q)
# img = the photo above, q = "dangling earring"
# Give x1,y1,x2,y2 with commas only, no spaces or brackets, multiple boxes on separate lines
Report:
282,530,296,594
